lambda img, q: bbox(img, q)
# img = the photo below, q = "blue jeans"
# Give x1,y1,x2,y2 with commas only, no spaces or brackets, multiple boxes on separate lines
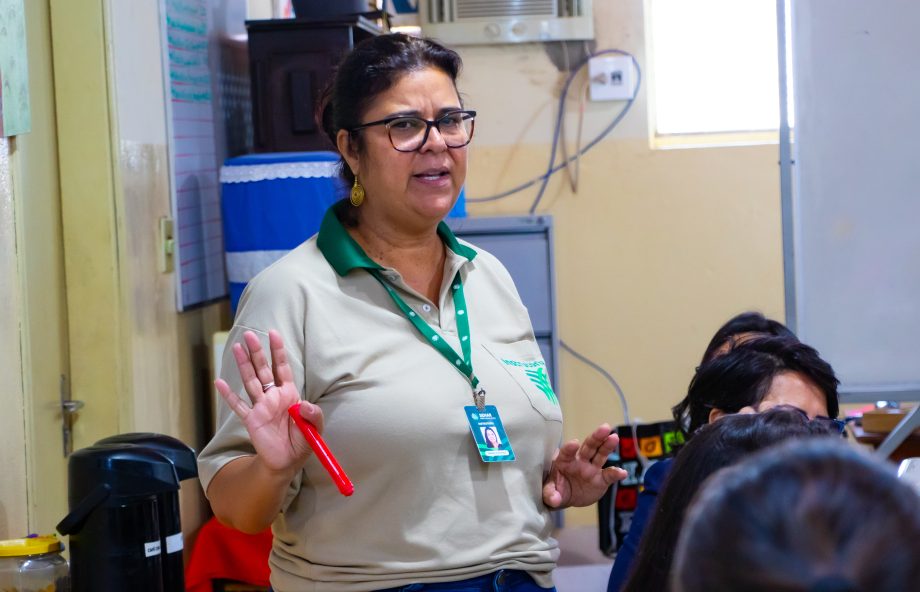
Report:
375,569,555,592
269,570,554,592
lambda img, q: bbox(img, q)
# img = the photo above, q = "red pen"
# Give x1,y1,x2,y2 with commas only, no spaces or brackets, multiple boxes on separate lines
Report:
287,403,354,496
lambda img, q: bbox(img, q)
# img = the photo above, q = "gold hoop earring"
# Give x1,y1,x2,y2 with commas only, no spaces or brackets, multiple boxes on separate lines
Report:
350,175,365,207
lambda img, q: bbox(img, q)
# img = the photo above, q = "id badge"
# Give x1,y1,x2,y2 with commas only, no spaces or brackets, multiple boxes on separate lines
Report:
464,405,515,462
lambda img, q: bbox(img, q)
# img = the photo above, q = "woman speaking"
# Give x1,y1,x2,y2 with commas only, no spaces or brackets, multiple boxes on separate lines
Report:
198,34,626,592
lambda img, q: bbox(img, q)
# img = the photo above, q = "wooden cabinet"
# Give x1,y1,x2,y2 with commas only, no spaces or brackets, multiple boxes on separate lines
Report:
246,17,381,152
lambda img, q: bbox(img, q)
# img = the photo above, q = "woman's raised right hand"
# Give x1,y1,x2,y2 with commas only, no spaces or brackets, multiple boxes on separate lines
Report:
214,329,322,475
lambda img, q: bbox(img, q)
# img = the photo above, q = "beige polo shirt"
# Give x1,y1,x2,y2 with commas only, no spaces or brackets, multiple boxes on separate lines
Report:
198,204,563,592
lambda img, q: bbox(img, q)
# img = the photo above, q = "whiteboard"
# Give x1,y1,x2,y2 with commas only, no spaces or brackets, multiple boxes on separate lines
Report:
161,0,228,309
785,0,920,399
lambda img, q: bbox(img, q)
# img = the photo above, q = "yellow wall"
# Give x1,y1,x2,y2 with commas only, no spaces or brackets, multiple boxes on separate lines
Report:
18,0,77,534
7,0,784,536
459,1,784,524
0,139,28,539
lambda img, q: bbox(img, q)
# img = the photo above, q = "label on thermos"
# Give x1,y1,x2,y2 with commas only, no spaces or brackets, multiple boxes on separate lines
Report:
166,532,184,554
144,540,162,557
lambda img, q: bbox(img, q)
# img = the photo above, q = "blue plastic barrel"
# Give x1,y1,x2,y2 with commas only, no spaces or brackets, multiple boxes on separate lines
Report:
220,151,467,313
220,152,344,312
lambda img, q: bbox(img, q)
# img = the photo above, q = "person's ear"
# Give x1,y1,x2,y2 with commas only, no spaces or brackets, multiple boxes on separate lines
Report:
708,407,729,423
337,129,359,177
709,405,757,424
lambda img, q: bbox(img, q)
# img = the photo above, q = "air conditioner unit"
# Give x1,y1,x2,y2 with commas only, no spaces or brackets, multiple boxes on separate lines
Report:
420,0,594,45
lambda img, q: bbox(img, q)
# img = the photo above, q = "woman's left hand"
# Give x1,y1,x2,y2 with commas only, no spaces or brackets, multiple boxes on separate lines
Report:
543,424,628,509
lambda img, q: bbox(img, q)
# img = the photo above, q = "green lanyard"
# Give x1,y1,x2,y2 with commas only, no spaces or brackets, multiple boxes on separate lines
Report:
370,269,486,410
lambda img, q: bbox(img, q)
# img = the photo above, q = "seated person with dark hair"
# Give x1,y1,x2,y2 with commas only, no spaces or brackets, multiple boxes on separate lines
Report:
673,438,920,592
672,335,839,436
608,318,839,592
621,407,845,592
696,310,797,363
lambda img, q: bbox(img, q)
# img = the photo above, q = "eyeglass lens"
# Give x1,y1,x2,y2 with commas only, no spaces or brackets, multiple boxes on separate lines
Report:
387,113,473,151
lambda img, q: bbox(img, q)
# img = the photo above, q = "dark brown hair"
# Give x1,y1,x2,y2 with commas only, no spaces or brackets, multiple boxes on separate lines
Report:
622,408,842,592
672,335,840,437
699,311,796,365
673,439,920,592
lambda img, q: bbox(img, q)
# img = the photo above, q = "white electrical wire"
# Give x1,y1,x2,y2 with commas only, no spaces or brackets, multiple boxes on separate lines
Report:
560,340,631,426
560,340,653,471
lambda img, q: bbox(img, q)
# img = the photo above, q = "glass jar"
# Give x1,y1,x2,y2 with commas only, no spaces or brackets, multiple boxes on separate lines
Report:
0,535,71,592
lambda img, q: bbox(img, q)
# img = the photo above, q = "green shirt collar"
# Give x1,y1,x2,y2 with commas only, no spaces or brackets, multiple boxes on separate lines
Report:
317,203,477,277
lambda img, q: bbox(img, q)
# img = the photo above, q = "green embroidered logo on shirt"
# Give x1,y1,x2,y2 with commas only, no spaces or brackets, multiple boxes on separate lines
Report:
501,358,545,369
502,358,559,406
525,366,559,405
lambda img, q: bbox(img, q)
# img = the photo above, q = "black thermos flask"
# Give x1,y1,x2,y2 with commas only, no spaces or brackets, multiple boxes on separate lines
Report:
57,443,178,592
95,433,197,592
57,434,196,592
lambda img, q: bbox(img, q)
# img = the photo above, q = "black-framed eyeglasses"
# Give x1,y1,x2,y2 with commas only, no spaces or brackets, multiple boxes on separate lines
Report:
350,110,476,152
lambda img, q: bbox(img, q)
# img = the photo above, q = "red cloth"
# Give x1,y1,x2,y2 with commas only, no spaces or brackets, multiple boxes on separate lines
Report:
185,517,273,592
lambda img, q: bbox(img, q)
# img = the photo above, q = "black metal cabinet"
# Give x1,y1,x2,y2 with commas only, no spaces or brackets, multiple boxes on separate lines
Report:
246,17,381,152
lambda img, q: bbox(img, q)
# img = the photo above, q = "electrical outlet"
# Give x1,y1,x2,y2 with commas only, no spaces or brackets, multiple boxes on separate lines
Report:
588,55,635,102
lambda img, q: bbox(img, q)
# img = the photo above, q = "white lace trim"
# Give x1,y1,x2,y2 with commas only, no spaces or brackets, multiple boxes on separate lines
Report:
220,161,339,184
225,250,290,283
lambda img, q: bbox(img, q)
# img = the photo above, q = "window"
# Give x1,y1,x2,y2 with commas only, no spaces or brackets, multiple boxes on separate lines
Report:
649,0,785,145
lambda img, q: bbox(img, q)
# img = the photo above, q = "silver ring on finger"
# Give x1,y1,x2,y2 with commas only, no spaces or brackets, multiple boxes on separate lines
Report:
261,381,275,393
